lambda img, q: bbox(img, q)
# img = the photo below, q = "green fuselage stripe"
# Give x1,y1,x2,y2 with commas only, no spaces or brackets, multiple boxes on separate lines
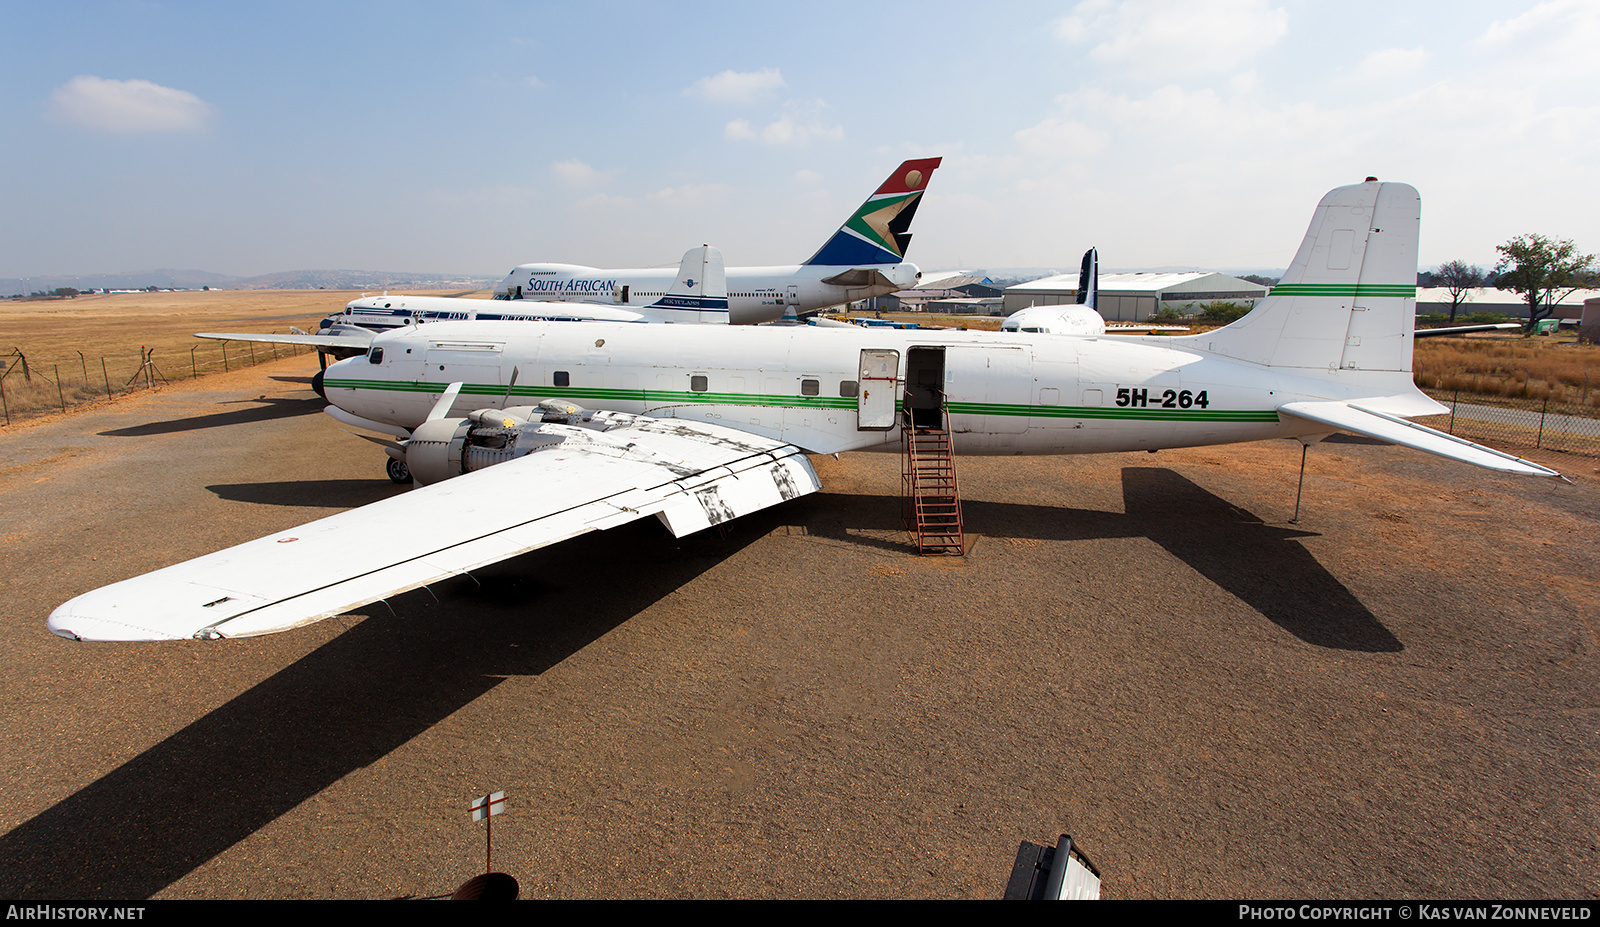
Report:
1270,283,1416,298
324,378,1280,424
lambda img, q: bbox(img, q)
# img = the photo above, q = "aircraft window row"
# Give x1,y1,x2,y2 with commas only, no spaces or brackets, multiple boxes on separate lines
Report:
540,372,861,399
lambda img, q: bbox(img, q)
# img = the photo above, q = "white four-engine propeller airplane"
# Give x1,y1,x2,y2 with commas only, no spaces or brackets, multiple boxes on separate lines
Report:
49,179,1561,643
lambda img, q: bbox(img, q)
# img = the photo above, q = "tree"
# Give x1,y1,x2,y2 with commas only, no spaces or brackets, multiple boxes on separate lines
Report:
1199,301,1251,324
1434,260,1484,324
1494,234,1597,333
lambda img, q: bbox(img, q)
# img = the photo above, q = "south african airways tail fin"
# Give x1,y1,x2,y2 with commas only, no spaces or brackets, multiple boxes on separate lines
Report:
803,158,942,266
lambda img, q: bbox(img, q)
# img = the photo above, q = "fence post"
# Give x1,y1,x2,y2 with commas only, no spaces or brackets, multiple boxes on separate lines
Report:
54,364,65,411
102,357,111,397
1538,397,1547,449
1449,389,1459,434
222,342,229,372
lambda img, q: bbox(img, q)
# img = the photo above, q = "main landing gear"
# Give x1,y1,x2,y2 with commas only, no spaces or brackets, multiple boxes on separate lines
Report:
386,457,413,484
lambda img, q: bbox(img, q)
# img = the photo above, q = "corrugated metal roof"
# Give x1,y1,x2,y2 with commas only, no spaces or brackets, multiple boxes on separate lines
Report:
1004,272,1266,296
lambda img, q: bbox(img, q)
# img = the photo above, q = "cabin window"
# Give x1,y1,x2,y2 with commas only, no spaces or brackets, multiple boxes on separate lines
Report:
554,371,570,387
801,378,820,397
367,346,384,365
690,375,709,392
839,379,859,398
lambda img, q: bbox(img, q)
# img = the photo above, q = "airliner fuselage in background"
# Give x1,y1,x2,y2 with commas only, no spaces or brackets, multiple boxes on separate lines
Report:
487,259,924,324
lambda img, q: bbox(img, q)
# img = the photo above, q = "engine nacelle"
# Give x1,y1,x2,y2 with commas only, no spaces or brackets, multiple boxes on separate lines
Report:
404,404,588,486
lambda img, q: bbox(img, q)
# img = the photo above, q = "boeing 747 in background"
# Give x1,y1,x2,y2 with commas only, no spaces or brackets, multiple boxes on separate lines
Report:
489,157,941,322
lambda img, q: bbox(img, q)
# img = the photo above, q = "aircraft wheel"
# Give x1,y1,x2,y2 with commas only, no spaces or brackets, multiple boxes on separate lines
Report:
386,458,412,485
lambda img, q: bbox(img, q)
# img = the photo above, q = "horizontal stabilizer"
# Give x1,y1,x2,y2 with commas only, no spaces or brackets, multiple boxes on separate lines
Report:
49,413,820,641
819,268,898,289
196,331,376,350
1414,323,1521,337
1278,400,1562,478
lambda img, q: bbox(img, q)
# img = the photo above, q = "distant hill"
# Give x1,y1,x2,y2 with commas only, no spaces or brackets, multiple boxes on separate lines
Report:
2,268,501,295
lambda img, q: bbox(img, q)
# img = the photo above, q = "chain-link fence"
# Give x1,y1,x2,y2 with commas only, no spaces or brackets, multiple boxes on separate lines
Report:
1418,390,1600,457
0,341,312,426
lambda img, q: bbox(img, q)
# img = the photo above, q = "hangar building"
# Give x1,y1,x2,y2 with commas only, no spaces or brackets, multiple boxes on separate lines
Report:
1002,272,1268,321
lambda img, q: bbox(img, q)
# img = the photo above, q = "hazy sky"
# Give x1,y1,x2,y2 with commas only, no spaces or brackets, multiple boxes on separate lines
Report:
3,0,1595,278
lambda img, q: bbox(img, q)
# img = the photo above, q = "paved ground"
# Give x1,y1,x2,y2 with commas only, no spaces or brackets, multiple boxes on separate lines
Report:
0,355,1595,900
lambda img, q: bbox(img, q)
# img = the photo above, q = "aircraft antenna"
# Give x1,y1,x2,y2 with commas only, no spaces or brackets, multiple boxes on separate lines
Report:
502,366,520,408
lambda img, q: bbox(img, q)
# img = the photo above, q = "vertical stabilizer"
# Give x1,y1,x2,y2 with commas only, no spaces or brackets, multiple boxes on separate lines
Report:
1203,181,1420,375
1076,248,1098,309
650,245,729,314
803,158,943,266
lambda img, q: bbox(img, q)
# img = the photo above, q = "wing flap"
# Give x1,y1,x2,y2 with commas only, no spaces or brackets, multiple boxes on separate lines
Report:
1278,400,1562,478
49,415,820,641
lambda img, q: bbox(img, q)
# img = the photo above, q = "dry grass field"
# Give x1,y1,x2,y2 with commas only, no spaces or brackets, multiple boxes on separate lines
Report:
0,289,488,419
1414,335,1600,411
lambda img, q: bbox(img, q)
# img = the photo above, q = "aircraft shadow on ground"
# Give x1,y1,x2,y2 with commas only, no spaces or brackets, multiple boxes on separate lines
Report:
99,396,325,437
208,479,405,509
0,517,768,900
807,466,1400,654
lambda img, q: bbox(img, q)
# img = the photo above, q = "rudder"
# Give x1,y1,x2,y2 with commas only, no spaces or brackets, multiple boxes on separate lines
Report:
1202,180,1420,375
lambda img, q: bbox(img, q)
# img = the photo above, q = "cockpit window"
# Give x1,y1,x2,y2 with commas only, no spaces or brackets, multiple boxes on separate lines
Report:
368,346,384,365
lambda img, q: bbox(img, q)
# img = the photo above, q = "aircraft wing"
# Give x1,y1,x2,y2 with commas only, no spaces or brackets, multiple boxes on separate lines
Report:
48,413,820,642
1277,400,1562,478
195,331,377,350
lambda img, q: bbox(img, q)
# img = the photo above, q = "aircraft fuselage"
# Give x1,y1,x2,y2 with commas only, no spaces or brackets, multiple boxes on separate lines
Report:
493,261,923,323
323,320,1422,458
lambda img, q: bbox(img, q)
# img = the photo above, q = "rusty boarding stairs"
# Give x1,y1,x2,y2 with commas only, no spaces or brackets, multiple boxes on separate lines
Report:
902,393,965,555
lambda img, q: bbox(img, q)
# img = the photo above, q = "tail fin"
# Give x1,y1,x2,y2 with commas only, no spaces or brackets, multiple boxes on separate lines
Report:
1203,180,1420,375
803,158,943,266
1076,247,1098,310
649,245,729,313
